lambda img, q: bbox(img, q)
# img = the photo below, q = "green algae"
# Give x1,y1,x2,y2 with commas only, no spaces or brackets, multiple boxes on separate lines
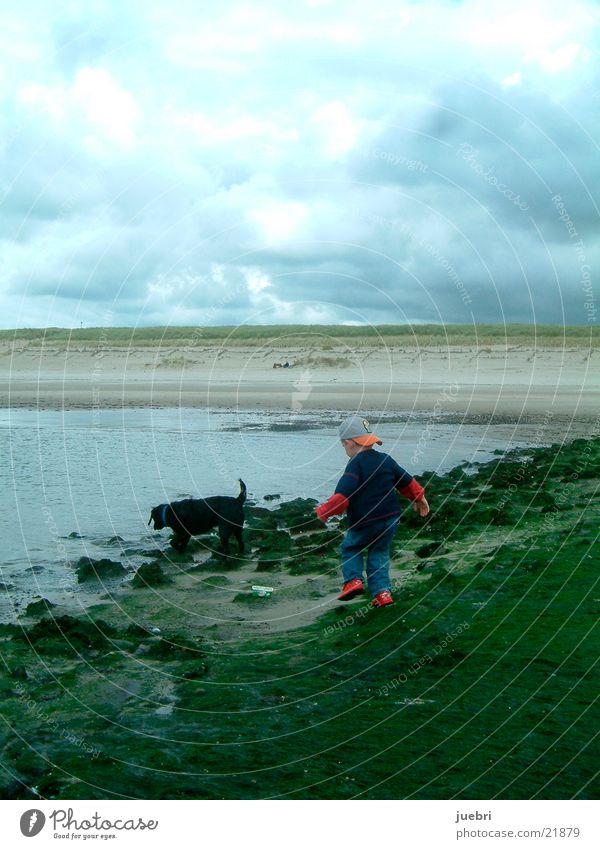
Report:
1,437,599,800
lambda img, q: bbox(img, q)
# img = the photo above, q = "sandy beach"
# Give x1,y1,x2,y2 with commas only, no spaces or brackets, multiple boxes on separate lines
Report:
1,342,598,417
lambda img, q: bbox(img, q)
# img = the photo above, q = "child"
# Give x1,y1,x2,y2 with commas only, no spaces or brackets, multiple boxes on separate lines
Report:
315,415,430,607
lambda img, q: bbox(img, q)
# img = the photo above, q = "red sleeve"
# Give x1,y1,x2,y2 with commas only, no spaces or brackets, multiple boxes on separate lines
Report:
396,478,425,502
315,493,350,520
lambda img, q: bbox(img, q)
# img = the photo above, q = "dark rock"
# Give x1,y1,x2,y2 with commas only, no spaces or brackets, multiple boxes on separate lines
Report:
124,547,163,558
16,616,117,653
22,597,56,617
74,557,126,582
125,623,152,638
255,558,282,571
415,542,448,558
415,557,451,573
245,505,274,520
263,493,281,501
111,638,136,652
287,516,324,535
0,582,14,591
246,513,280,533
274,496,318,518
9,665,28,680
132,561,171,588
295,529,341,555
251,529,294,555
0,779,38,799
145,636,203,661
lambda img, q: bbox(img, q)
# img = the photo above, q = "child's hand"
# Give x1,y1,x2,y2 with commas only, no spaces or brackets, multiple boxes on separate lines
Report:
413,496,430,517
315,493,349,522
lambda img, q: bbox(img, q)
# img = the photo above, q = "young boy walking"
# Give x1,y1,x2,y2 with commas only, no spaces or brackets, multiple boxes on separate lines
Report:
315,415,430,607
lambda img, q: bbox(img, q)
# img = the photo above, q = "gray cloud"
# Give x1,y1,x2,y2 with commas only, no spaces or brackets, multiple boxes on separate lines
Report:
1,0,598,328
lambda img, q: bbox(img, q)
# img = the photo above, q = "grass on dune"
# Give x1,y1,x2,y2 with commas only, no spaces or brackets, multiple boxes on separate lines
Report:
0,324,598,349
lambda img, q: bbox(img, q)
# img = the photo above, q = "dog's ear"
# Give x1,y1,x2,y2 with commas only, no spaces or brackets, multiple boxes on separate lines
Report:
148,508,155,526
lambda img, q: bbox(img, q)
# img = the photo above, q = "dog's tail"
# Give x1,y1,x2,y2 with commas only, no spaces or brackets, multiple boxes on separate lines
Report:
237,478,247,503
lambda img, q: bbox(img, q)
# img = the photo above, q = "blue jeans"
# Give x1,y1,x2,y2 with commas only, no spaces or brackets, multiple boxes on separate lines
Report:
339,516,399,596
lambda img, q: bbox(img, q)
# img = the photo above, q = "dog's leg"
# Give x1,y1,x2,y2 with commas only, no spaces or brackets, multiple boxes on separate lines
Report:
234,527,245,555
218,525,232,556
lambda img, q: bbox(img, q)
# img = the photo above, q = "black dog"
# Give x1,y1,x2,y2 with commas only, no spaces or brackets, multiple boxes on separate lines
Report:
149,479,246,555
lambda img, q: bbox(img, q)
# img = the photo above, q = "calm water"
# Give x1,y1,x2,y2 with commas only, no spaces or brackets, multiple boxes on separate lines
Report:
0,408,551,620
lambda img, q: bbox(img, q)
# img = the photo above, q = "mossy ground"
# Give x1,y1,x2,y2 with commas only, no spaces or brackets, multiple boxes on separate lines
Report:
1,438,599,800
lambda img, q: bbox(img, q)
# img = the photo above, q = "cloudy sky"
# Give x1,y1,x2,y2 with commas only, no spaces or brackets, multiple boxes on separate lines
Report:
1,0,598,329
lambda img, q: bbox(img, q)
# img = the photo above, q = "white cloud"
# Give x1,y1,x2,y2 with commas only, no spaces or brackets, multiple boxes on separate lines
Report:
525,43,582,72
501,71,522,88
248,201,308,245
72,68,139,143
310,101,364,158
16,67,138,146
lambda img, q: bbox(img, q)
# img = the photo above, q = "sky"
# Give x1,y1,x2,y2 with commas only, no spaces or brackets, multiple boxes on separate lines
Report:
1,0,598,329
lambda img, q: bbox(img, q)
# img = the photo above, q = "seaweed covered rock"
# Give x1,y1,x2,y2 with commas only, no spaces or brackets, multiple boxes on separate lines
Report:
274,497,321,534
132,561,171,588
289,555,336,576
295,529,341,556
145,635,204,662
251,529,295,570
415,541,448,559
14,615,117,654
244,518,280,545
250,529,294,555
74,557,126,583
21,597,56,617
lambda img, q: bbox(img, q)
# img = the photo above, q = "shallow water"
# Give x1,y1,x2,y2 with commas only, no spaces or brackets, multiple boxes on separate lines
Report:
0,407,559,620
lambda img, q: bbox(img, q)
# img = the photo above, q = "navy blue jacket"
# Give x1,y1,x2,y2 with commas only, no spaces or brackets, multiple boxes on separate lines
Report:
334,449,414,529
